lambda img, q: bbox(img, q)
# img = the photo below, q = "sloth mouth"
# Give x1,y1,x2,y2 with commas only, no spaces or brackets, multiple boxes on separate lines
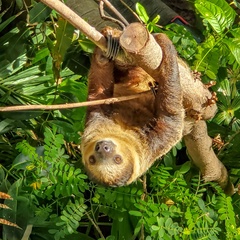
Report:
87,161,133,187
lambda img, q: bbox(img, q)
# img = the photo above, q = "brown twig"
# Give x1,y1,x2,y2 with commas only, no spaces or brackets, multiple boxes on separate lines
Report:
100,0,129,26
99,1,126,29
0,91,151,112
85,211,105,239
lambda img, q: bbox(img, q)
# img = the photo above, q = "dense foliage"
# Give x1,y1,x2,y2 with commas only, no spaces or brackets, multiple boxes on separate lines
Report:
0,0,240,239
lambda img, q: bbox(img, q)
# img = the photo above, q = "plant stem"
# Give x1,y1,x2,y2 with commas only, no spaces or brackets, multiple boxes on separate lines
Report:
85,211,105,239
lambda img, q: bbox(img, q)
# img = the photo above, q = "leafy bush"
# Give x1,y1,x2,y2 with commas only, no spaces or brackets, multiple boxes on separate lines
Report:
0,0,240,239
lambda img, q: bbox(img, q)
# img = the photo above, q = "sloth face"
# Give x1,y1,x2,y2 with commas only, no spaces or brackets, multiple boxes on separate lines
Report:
81,115,145,186
81,136,138,187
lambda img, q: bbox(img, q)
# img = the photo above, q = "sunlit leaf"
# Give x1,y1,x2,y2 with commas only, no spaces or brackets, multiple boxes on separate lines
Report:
195,0,236,34
135,3,149,23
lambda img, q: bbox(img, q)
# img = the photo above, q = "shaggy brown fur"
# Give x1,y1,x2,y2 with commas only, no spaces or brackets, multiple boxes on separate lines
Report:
81,26,233,194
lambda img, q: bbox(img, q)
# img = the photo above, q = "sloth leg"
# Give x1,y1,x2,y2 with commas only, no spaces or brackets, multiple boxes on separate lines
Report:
143,34,184,159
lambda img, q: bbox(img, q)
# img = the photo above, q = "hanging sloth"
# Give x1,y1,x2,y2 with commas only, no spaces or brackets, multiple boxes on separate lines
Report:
80,23,233,194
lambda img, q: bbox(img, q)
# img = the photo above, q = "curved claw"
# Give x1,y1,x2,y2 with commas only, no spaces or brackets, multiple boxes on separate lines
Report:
106,34,120,60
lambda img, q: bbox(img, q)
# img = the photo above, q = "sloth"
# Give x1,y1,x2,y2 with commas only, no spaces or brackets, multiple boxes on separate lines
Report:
80,24,232,193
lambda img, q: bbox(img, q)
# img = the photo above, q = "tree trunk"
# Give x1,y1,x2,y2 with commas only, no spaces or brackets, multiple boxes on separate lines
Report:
184,120,234,195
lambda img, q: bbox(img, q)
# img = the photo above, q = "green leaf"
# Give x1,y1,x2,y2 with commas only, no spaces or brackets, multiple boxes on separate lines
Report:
59,79,87,102
78,38,95,53
29,2,52,24
151,15,160,24
53,18,74,64
32,48,50,65
129,210,142,217
2,179,23,239
151,225,160,231
198,198,206,212
179,161,191,174
194,36,220,77
219,213,227,220
165,218,173,228
0,12,23,32
223,37,240,65
135,3,149,23
158,228,165,238
206,70,216,79
1,111,43,120
0,119,15,133
195,0,236,34
232,96,240,111
234,109,240,120
16,0,24,9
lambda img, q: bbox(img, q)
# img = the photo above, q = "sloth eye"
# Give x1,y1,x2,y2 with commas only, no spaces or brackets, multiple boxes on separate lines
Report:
113,155,123,164
89,156,96,165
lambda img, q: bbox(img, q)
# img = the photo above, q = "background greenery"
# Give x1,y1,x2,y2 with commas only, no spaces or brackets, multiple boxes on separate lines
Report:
0,0,240,239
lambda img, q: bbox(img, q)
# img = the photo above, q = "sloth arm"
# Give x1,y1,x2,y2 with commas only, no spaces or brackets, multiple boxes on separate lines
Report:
143,34,184,160
86,47,115,121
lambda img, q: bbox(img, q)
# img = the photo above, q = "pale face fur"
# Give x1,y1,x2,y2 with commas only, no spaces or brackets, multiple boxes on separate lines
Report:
81,113,150,186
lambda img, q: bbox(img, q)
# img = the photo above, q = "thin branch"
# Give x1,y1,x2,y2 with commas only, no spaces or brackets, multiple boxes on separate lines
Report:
40,0,133,64
85,211,105,240
0,91,151,112
99,0,129,26
120,0,143,23
99,1,126,29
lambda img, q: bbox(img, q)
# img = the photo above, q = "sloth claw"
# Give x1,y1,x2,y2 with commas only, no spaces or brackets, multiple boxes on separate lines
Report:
105,34,120,60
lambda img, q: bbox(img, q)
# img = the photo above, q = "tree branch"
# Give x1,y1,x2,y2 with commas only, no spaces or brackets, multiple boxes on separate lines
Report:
40,0,163,69
0,91,151,112
40,0,107,51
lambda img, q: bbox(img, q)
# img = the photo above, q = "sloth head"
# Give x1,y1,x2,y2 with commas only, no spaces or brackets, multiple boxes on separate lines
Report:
81,127,143,186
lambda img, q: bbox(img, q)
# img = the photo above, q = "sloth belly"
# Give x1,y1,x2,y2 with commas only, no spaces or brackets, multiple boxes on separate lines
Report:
112,82,155,128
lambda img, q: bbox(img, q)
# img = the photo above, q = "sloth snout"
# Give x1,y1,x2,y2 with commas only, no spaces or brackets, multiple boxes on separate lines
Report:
95,140,115,155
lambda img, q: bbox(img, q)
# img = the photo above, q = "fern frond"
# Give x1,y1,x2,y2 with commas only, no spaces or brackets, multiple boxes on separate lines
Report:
42,161,89,198
216,194,239,239
15,140,39,161
51,198,87,239
193,35,221,79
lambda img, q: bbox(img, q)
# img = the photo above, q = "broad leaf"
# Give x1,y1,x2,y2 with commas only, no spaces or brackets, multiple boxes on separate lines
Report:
29,2,52,24
195,0,236,34
53,18,74,65
223,37,240,65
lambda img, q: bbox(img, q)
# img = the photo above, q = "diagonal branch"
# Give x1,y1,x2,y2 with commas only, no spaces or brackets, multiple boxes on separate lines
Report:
40,0,107,51
40,0,163,69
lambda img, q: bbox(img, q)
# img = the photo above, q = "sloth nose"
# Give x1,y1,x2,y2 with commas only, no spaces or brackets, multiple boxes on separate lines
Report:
95,140,114,154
